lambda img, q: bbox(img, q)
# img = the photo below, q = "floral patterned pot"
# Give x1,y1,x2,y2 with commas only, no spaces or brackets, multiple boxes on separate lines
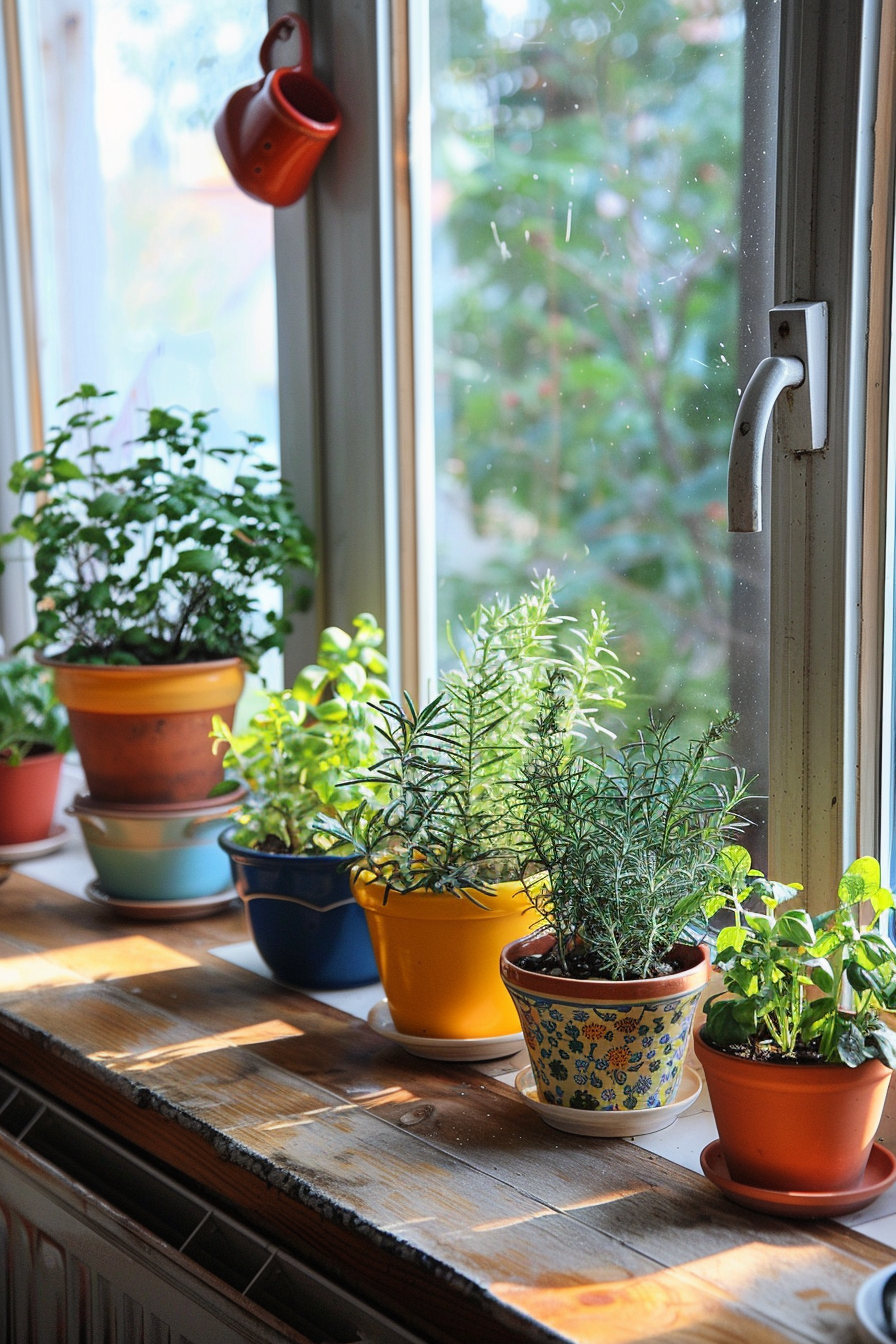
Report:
500,932,710,1110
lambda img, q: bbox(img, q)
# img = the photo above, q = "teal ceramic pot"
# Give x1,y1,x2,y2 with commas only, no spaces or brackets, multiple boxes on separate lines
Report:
500,932,710,1111
70,788,246,901
220,828,379,989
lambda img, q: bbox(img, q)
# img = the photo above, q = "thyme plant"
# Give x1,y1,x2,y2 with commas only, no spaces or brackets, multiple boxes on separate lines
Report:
512,676,748,980
212,615,389,855
0,659,71,763
703,848,896,1067
322,575,628,899
2,386,314,669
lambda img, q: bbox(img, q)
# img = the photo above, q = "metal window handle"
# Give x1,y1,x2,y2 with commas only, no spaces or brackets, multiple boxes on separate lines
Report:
727,301,828,532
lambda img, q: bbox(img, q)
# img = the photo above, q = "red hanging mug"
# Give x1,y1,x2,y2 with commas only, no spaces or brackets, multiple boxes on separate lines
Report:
215,14,341,208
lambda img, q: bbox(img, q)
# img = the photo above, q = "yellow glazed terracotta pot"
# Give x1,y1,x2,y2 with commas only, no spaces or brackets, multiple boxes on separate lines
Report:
43,656,244,805
501,931,710,1110
351,871,536,1039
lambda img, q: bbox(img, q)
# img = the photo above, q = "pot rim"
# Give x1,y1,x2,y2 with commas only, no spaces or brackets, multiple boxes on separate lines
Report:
694,1025,893,1076
0,746,65,768
36,652,244,673
71,785,247,819
351,868,532,920
219,823,351,864
500,930,710,1001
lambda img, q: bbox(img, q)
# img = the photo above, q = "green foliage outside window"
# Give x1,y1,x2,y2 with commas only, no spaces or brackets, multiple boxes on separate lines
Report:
432,0,743,736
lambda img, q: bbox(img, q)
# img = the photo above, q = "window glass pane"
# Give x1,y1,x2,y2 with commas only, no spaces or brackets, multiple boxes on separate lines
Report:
23,0,276,452
422,0,749,744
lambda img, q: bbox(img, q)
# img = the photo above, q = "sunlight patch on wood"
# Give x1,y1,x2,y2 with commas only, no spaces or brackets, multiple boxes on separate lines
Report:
256,1103,361,1130
90,1019,303,1071
492,1245,836,1344
470,1184,652,1234
0,936,198,993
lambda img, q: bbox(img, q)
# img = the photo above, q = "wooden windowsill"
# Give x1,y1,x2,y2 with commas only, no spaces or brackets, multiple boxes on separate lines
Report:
0,871,891,1344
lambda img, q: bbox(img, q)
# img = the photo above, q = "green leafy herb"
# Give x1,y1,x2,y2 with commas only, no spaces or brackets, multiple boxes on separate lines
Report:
0,658,72,763
212,614,389,854
1,386,315,670
322,574,628,899
511,676,747,980
702,850,896,1067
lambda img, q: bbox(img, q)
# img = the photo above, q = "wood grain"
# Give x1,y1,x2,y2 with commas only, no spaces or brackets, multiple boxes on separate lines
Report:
0,872,891,1344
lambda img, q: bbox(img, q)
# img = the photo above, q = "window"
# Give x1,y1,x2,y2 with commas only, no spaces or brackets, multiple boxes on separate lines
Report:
1,0,892,907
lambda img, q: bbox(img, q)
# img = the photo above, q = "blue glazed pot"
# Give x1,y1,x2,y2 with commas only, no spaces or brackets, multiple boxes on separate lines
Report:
70,790,245,901
219,827,379,989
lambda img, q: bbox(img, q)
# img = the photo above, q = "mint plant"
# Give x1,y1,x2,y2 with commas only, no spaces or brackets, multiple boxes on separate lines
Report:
2,385,314,669
212,614,389,854
703,848,896,1067
0,658,72,764
322,575,628,899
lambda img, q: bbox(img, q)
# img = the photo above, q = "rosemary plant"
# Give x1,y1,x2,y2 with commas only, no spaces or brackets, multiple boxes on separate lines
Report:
512,674,749,980
321,575,628,900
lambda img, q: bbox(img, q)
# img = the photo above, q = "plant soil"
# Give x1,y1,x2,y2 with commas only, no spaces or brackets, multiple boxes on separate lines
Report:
712,1039,833,1066
254,834,294,855
515,947,684,982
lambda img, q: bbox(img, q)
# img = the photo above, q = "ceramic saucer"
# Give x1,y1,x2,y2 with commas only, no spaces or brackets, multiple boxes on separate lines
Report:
855,1262,896,1344
701,1139,896,1219
85,879,237,922
367,998,525,1062
514,1064,702,1136
0,822,69,862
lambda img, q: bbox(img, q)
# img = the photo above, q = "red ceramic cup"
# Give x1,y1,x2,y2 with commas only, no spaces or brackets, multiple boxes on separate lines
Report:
215,13,341,209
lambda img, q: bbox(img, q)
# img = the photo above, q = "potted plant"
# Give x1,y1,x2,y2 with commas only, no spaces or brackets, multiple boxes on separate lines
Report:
1,385,314,805
0,658,72,845
695,848,896,1197
327,576,629,1041
215,613,389,990
499,676,748,1110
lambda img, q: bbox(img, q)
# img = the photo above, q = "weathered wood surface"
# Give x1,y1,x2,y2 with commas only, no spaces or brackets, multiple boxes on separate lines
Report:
0,872,892,1344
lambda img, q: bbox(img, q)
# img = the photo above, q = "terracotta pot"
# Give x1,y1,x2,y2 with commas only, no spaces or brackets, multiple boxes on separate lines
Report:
694,1029,893,1191
351,871,535,1038
42,657,244,805
0,747,64,844
501,933,710,1110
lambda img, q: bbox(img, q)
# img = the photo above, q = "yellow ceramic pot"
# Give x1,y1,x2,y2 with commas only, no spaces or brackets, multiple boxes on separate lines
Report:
351,871,537,1039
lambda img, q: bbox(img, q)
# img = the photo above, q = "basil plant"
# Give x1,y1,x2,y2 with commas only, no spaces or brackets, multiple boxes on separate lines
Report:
703,848,896,1068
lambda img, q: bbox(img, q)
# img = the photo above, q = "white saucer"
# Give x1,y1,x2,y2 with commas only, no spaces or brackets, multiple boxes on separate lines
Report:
85,880,238,922
855,1262,896,1344
367,998,525,1061
0,822,69,862
515,1064,702,1136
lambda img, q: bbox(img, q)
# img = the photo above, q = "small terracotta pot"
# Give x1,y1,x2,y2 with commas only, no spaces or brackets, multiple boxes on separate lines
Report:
694,1029,893,1191
500,932,710,1110
42,657,244,805
0,747,64,845
351,871,535,1038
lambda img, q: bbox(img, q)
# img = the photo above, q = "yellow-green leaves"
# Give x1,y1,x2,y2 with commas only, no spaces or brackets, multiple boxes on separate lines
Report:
210,613,388,854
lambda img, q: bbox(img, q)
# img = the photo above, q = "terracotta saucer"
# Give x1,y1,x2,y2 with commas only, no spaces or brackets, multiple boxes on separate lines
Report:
701,1139,896,1219
0,822,69,862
